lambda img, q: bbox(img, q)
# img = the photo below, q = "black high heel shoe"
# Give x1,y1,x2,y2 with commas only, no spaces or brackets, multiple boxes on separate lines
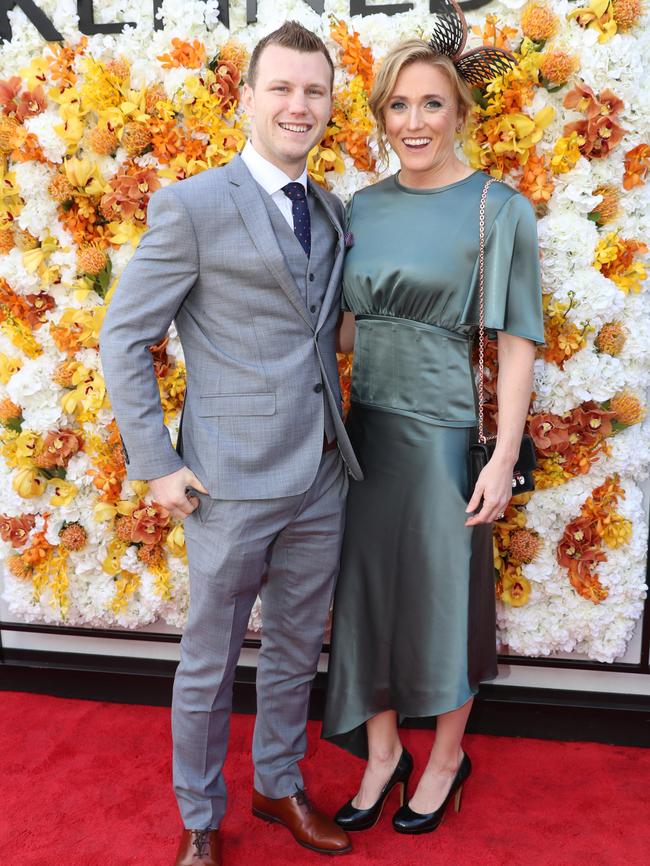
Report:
334,748,413,831
392,753,472,834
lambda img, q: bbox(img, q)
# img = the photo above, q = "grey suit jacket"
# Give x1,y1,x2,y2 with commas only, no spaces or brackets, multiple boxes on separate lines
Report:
99,154,362,499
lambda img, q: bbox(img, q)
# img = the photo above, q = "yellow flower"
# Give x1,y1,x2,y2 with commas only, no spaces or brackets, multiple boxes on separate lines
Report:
63,157,106,197
12,467,45,498
308,143,345,187
551,131,585,174
568,0,618,43
602,514,632,548
111,571,140,614
0,353,22,383
102,539,128,576
166,523,186,558
80,57,125,112
500,571,532,606
94,501,118,522
0,163,22,226
130,480,149,497
22,234,59,275
20,56,50,89
14,430,40,465
49,479,78,506
106,220,146,247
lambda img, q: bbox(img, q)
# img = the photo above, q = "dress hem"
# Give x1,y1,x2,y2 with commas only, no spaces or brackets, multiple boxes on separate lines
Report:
322,686,485,759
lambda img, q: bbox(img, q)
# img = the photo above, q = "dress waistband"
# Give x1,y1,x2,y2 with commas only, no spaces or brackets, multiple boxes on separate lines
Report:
356,314,471,343
351,314,477,427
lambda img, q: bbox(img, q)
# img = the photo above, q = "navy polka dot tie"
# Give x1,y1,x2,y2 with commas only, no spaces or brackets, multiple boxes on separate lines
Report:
282,182,311,258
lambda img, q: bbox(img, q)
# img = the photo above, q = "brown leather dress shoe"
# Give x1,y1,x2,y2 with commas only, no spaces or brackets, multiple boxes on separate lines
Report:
252,788,351,855
174,829,221,865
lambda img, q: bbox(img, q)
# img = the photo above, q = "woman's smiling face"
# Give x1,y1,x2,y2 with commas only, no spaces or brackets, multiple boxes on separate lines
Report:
384,61,462,186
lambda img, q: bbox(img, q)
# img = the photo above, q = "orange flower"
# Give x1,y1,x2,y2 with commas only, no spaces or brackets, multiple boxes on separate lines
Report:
521,2,558,40
623,143,650,191
330,19,374,90
48,171,75,203
7,554,30,579
121,121,153,158
15,86,47,122
0,227,13,254
540,51,579,86
105,57,130,82
564,115,625,159
0,397,22,422
144,83,167,116
87,125,119,156
46,38,88,88
610,393,646,426
100,167,160,222
131,501,170,545
472,14,518,49
148,336,171,379
529,413,571,454
518,152,554,208
77,243,108,275
509,528,541,564
137,543,165,566
0,513,35,549
210,60,241,110
595,321,625,356
158,38,206,70
218,39,249,73
23,292,55,329
59,522,87,551
612,0,643,29
0,76,21,114
590,184,620,225
35,428,83,469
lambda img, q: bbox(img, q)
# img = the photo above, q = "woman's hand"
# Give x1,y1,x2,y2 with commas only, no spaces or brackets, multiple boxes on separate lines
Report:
465,453,514,526
465,332,536,526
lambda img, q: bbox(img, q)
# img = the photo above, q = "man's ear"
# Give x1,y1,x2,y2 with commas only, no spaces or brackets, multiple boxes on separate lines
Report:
241,83,254,117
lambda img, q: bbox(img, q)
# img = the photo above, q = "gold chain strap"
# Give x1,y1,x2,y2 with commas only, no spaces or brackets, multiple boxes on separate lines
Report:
477,177,496,444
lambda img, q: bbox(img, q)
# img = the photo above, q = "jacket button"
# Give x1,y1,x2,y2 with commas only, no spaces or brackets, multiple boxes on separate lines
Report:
310,304,317,313
309,273,315,282
314,383,323,393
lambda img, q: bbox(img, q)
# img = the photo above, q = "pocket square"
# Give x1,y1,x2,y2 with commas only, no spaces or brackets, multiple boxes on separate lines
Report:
344,231,355,249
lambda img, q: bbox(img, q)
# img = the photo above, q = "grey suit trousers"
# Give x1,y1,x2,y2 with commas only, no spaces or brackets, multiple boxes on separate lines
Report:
171,449,347,829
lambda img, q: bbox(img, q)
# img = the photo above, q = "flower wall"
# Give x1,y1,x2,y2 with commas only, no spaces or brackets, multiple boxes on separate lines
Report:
0,0,648,662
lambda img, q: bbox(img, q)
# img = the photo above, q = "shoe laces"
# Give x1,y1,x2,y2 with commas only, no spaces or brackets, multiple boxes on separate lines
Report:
292,787,314,812
191,830,210,858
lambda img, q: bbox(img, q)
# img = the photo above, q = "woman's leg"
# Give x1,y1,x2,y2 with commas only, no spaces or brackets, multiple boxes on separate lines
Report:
408,698,473,813
352,710,403,808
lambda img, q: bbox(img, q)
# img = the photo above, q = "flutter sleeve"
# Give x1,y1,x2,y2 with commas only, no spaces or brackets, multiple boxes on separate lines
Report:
461,191,545,344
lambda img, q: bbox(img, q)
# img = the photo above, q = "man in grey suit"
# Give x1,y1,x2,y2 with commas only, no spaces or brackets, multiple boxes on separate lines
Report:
100,21,362,866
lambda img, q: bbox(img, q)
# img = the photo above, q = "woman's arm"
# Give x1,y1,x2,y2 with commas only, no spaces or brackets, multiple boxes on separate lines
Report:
465,332,536,526
337,311,356,354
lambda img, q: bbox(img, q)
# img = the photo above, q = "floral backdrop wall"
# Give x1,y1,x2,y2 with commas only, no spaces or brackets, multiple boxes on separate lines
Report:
0,0,648,662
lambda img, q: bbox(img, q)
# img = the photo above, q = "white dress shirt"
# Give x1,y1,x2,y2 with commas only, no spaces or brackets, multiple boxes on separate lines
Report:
240,140,308,230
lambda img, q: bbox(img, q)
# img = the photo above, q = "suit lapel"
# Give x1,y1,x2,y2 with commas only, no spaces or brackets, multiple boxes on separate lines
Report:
309,180,345,333
226,156,313,329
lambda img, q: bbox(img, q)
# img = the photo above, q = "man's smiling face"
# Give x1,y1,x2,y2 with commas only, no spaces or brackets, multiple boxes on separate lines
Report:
242,44,333,179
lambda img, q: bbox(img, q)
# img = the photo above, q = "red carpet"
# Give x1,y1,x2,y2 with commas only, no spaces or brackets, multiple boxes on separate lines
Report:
1,691,649,866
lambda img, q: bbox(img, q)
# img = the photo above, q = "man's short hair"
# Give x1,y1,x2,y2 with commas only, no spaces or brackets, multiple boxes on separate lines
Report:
247,21,335,90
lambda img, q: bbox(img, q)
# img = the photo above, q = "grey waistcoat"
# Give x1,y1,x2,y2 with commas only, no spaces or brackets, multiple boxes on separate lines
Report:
261,188,338,442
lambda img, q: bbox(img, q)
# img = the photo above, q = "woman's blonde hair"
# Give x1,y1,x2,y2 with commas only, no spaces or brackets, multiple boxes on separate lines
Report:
369,39,474,168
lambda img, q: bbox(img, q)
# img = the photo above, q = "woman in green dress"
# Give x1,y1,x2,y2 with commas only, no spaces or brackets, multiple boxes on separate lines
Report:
322,37,544,835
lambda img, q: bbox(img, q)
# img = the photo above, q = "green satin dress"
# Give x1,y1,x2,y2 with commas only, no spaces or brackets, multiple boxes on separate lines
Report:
322,171,544,757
